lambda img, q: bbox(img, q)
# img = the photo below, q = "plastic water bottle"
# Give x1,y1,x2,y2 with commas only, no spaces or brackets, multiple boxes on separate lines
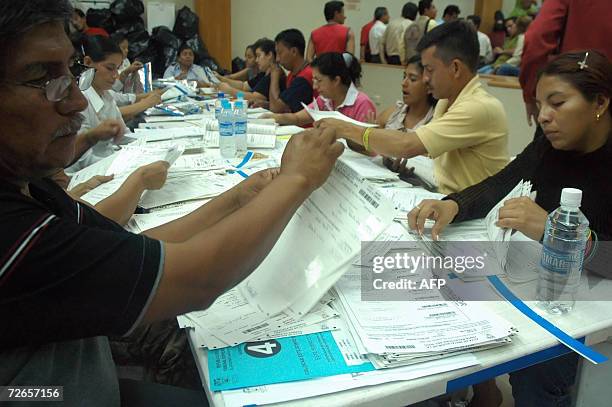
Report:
233,99,248,157
537,188,590,314
214,91,225,120
218,99,236,158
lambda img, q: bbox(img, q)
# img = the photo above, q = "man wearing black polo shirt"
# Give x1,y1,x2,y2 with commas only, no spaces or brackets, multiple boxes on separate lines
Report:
0,1,344,406
269,29,316,113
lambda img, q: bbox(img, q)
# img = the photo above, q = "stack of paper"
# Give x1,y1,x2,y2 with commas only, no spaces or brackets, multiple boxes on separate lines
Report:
338,150,400,182
333,260,516,369
181,290,341,350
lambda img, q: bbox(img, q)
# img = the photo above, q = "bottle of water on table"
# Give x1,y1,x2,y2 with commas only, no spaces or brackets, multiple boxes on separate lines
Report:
233,99,248,157
537,188,590,314
219,99,236,159
214,91,225,120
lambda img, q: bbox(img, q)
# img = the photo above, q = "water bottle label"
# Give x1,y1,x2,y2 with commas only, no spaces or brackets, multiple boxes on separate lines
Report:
219,122,233,136
235,121,247,135
540,246,583,275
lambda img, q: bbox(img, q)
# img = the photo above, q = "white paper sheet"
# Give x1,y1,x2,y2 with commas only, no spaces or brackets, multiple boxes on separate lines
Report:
238,159,395,317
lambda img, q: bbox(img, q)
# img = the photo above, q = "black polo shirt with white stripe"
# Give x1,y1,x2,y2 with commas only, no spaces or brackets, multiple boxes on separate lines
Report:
0,178,164,349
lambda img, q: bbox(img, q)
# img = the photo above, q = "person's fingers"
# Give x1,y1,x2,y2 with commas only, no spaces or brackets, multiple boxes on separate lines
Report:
416,204,435,235
496,218,517,229
431,214,451,241
407,206,420,231
313,119,326,129
328,141,345,159
94,175,114,184
498,207,522,221
320,126,339,145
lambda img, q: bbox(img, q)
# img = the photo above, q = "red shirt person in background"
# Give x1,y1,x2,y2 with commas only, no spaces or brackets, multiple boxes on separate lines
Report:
360,17,375,63
306,1,355,62
520,0,612,126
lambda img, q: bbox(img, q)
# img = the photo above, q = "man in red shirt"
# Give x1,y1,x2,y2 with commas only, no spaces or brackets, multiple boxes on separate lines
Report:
520,0,612,126
360,15,375,63
306,1,355,62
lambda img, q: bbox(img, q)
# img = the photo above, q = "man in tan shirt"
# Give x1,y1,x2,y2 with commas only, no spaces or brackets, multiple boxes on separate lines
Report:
318,21,509,194
380,2,418,65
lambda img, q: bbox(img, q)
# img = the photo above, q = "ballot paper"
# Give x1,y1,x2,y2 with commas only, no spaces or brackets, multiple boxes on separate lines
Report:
201,118,278,135
238,159,395,317
126,200,209,233
301,102,378,128
186,286,340,349
207,331,375,391
338,150,399,182
216,352,478,407
105,145,183,176
134,127,204,143
79,146,183,205
201,131,277,149
334,265,515,366
67,154,116,190
408,155,436,187
139,172,242,209
144,114,205,123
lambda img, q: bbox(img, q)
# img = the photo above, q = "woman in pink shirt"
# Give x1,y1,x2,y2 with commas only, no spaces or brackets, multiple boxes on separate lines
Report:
266,52,376,126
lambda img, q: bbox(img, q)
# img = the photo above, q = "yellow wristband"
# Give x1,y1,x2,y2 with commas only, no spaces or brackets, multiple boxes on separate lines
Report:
362,128,373,152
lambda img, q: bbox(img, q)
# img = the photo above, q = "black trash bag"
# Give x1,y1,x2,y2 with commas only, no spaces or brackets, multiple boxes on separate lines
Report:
114,16,145,36
86,8,115,33
126,30,150,60
110,0,145,22
184,34,210,64
232,57,246,74
150,26,182,78
173,6,199,39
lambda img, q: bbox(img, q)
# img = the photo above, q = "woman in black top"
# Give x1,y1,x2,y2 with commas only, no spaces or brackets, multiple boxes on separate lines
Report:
409,50,611,246
409,50,611,407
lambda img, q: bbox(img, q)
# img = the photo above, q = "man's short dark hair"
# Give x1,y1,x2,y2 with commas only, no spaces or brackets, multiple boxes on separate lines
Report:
74,8,85,18
0,0,73,80
374,7,388,21
402,2,418,20
467,15,481,29
418,0,434,15
324,1,344,21
275,29,306,56
443,5,460,17
416,20,479,72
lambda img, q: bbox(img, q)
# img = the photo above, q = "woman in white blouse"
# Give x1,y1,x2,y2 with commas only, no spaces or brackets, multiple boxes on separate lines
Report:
68,36,134,173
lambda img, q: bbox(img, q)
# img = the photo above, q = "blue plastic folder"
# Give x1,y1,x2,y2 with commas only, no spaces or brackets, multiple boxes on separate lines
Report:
207,332,375,391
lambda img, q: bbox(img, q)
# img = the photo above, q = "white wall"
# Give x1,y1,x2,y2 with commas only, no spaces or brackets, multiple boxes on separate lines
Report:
232,0,476,59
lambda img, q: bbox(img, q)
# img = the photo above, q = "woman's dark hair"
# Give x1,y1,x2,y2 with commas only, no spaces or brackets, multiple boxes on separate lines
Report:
405,55,436,107
245,43,255,54
178,43,195,56
539,50,612,115
253,38,276,58
311,52,362,87
493,10,506,32
81,35,122,62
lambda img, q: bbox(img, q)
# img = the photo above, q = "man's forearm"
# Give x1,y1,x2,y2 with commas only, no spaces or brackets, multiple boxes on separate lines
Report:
342,125,425,158
143,174,313,321
143,187,242,243
95,171,146,226
73,131,96,163
268,71,289,113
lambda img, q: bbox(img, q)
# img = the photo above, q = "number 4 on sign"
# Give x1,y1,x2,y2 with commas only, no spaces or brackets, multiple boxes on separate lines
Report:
244,339,282,358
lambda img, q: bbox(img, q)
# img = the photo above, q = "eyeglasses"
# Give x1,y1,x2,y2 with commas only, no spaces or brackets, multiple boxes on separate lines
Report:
11,61,95,102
